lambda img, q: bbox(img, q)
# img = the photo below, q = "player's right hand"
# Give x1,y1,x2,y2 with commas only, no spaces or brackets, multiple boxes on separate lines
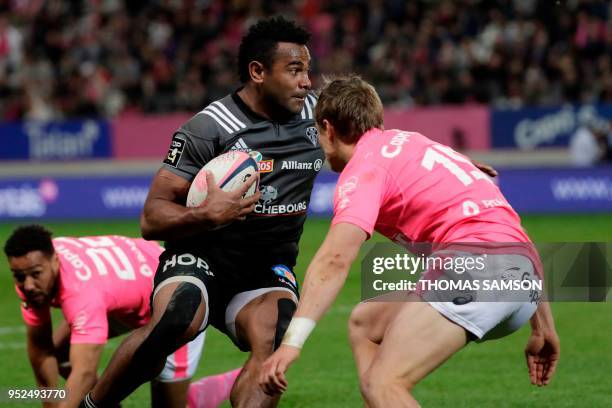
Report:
199,171,260,226
259,344,301,395
525,328,560,386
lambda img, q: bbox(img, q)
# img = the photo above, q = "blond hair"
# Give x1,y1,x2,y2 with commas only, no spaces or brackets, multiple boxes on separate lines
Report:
315,75,384,144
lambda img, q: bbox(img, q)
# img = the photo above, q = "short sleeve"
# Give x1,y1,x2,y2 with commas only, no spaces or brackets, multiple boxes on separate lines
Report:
62,294,108,344
162,114,220,181
331,163,388,238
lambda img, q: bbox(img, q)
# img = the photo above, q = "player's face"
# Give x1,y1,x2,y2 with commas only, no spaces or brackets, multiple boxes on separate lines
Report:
262,42,312,114
9,251,59,307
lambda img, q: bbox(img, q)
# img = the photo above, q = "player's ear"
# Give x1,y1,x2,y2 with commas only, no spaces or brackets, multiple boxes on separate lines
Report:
51,253,60,274
319,119,328,137
323,120,338,144
249,61,265,84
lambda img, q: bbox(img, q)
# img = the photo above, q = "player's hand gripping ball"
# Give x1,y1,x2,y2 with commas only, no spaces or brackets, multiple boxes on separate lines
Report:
187,151,259,207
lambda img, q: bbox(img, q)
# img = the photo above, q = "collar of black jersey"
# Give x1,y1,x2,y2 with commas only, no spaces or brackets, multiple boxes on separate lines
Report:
232,88,302,124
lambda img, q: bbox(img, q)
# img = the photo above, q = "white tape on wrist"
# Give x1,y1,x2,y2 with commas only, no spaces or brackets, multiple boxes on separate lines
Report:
281,317,316,349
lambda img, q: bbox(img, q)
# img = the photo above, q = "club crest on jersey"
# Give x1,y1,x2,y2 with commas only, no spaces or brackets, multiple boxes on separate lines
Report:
72,310,88,334
164,135,186,168
306,126,318,146
259,185,278,204
337,176,358,210
249,150,262,162
272,264,297,288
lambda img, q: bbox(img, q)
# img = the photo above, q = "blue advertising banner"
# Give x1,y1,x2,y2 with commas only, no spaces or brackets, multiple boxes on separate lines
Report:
0,176,151,220
491,104,612,149
0,120,111,160
309,171,339,216
499,166,612,213
0,172,339,221
0,168,609,221
312,168,612,216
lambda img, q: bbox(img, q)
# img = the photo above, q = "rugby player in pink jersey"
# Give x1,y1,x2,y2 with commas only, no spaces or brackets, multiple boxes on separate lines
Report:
4,225,239,408
260,76,560,406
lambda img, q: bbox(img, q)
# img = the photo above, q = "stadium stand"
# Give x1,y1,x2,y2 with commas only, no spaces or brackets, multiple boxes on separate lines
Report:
1,0,612,120
0,1,610,218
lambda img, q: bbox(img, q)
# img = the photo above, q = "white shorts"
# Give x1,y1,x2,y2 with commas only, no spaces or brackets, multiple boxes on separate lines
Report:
156,330,206,382
420,253,541,340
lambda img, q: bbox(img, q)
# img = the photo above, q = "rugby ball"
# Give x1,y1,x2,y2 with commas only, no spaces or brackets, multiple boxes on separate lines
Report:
186,151,259,207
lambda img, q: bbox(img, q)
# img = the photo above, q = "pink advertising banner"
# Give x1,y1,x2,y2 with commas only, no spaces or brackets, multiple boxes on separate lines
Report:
112,106,491,159
112,113,191,159
384,105,490,150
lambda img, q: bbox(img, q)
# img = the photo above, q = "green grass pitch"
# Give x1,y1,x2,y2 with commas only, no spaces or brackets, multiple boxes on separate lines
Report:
0,214,610,407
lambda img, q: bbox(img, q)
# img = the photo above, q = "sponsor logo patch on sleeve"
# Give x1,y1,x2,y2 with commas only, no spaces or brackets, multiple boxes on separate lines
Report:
163,135,186,167
272,264,298,288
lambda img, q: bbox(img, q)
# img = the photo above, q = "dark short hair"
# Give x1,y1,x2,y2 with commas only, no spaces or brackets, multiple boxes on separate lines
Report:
238,16,310,83
315,74,384,144
4,225,55,258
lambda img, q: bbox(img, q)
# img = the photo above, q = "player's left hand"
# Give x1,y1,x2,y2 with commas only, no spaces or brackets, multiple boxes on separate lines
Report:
259,344,301,395
525,328,560,386
471,159,498,177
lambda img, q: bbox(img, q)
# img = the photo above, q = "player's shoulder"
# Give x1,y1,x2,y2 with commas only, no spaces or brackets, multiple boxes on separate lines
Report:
297,90,318,121
375,129,431,156
180,94,252,140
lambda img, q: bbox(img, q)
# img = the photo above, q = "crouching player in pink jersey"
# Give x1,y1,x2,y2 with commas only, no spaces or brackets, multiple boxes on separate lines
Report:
4,225,240,408
260,76,560,406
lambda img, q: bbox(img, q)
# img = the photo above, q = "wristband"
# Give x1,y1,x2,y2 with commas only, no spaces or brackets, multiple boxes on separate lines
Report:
281,317,316,349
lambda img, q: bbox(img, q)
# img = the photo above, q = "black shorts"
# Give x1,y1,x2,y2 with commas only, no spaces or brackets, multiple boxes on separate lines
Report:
151,248,299,349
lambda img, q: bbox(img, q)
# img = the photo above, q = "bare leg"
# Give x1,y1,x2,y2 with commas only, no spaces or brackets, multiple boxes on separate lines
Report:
360,300,469,408
230,291,295,408
348,301,404,378
151,378,190,408
89,281,206,406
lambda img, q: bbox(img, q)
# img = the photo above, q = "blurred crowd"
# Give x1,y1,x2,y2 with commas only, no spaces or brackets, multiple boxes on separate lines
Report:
1,0,612,120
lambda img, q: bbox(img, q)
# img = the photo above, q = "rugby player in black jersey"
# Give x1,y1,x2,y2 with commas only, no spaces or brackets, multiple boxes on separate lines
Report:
83,17,322,408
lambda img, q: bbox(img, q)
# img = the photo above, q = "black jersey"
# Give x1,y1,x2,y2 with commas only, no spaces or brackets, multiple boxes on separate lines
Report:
161,91,324,267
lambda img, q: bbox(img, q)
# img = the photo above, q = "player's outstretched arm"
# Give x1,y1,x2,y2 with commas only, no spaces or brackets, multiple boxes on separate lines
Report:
259,223,367,395
60,343,104,408
26,323,60,392
525,302,560,386
141,168,259,240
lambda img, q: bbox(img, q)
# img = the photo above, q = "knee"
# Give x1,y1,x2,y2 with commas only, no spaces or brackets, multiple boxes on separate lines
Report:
359,369,380,402
151,283,205,346
157,308,200,342
240,296,294,355
348,303,372,342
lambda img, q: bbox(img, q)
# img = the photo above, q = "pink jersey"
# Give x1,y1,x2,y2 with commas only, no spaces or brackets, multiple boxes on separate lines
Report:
332,128,532,246
18,236,163,344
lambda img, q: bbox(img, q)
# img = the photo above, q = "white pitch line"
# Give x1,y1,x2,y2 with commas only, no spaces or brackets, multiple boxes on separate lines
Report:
0,342,24,349
0,325,124,350
0,326,26,335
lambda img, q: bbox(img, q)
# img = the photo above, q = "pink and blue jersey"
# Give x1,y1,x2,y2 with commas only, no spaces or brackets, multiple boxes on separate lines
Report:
332,128,535,253
18,236,163,344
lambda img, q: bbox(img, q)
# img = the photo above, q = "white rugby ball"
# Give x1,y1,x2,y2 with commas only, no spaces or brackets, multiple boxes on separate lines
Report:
186,151,259,207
